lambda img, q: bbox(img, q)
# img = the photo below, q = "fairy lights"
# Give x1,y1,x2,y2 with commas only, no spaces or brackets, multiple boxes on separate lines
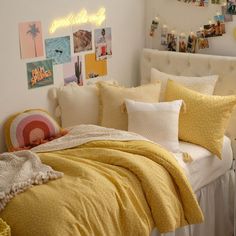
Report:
49,7,106,34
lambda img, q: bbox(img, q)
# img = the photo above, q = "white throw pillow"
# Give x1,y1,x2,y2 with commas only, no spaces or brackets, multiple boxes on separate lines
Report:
151,68,218,101
125,99,183,152
57,81,117,128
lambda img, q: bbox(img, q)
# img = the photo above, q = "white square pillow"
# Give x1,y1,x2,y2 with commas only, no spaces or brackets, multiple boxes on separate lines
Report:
151,68,218,101
125,99,183,152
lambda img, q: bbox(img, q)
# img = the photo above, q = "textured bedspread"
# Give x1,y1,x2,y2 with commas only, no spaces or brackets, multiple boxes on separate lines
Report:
0,125,203,236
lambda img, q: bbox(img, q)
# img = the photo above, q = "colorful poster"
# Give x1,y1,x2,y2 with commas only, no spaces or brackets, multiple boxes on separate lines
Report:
94,27,112,60
85,53,107,79
19,21,44,59
63,56,83,86
73,29,92,53
27,59,54,89
45,36,71,65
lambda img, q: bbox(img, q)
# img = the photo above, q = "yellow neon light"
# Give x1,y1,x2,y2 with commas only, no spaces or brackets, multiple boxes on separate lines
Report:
49,8,106,34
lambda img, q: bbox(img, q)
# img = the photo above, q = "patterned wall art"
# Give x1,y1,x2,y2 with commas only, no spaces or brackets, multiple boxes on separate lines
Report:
19,21,44,59
63,56,83,86
45,36,71,65
94,27,112,60
27,59,54,89
73,29,92,53
85,53,107,79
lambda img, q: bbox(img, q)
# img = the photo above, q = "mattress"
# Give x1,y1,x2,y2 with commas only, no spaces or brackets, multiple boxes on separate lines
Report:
173,136,233,192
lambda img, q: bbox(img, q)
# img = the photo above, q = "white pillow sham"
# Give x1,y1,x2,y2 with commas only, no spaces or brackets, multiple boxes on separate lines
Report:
151,68,218,101
57,81,117,128
125,99,183,152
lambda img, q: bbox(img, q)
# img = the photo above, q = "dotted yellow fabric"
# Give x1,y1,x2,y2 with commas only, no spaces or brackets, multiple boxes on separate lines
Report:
165,80,236,158
0,140,203,235
97,82,161,130
0,218,10,236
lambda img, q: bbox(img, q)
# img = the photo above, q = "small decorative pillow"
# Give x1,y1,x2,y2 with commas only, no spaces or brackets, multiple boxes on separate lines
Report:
165,80,236,158
151,68,218,101
4,109,66,151
125,99,183,152
98,82,161,130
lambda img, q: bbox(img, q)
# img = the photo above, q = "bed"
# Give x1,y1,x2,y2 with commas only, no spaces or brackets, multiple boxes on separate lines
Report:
141,48,236,236
0,49,235,236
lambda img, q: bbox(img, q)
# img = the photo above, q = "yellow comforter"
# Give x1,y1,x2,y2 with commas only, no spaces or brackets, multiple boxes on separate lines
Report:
0,140,203,236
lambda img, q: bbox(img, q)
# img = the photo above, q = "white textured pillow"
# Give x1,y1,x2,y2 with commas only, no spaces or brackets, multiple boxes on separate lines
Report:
125,99,183,152
57,81,116,128
151,68,218,101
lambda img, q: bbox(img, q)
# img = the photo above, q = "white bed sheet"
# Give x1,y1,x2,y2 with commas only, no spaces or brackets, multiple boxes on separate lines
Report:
173,136,233,192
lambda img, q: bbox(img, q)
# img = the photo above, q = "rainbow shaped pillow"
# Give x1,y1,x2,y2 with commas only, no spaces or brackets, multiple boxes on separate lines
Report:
4,109,65,151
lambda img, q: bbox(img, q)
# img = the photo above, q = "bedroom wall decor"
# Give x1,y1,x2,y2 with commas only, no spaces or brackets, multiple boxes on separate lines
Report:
85,53,107,79
63,56,83,86
27,59,54,89
19,21,44,59
146,0,236,56
45,36,71,65
94,27,112,60
0,0,146,153
49,7,106,34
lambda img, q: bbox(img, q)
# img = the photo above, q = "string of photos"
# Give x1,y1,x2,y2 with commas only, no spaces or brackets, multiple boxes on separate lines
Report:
149,0,236,53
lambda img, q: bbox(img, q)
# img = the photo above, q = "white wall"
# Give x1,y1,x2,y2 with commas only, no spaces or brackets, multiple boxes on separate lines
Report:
0,0,146,152
146,0,236,56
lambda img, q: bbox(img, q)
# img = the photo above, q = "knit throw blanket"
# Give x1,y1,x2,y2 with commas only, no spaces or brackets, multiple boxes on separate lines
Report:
0,150,63,212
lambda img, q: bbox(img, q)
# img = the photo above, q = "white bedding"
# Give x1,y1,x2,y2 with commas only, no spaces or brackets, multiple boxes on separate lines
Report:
174,136,233,192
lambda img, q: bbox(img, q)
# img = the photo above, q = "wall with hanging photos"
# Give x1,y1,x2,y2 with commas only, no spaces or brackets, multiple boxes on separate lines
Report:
0,0,146,152
146,0,236,56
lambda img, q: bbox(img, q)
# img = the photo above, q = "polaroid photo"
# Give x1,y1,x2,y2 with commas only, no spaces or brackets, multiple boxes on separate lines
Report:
222,6,233,22
179,35,187,53
187,34,197,53
161,27,168,46
198,37,209,50
227,0,236,15
167,33,177,51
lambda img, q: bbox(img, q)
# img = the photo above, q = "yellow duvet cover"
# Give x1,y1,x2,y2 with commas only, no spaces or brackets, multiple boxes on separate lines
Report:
0,140,203,236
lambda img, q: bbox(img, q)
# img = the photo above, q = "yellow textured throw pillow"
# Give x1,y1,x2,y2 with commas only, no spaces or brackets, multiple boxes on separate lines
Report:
98,82,161,130
165,80,236,158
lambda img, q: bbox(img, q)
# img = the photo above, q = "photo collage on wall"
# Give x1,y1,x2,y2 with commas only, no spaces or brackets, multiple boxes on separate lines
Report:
19,19,112,89
155,0,234,54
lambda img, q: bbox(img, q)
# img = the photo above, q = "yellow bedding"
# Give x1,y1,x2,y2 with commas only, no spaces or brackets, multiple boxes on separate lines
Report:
0,140,203,236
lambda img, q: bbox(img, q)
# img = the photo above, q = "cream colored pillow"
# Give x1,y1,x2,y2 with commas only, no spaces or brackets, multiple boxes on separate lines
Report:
151,68,218,101
125,99,183,152
57,81,117,128
165,80,236,158
98,82,161,130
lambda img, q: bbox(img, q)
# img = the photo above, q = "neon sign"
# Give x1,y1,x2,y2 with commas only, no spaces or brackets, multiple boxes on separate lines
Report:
49,8,106,34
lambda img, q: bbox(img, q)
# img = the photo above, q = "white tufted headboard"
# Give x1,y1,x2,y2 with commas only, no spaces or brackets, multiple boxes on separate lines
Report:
141,48,236,157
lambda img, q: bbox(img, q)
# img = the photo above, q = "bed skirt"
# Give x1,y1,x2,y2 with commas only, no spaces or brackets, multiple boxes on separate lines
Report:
151,169,235,236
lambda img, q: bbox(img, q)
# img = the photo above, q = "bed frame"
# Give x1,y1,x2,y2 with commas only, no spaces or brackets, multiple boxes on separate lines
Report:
141,49,235,236
141,48,236,157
